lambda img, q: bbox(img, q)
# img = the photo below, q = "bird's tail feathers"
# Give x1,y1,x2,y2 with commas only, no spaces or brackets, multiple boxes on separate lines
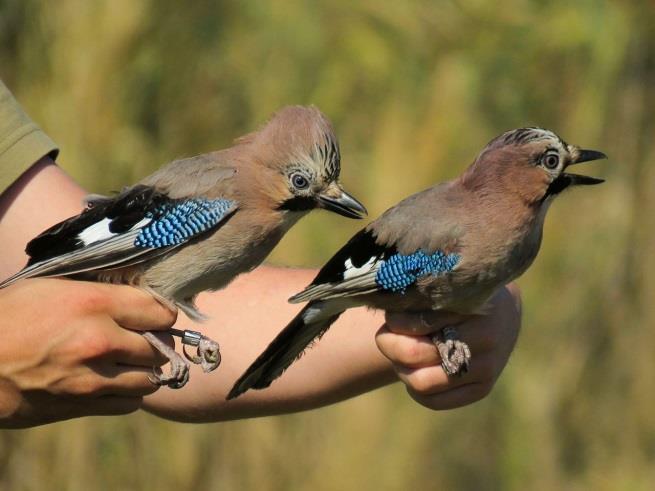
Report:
0,233,157,289
289,271,378,304
0,252,114,289
227,300,348,400
0,267,40,289
289,271,378,303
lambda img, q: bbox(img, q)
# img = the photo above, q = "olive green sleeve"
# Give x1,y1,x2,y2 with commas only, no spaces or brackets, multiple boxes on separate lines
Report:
0,80,59,195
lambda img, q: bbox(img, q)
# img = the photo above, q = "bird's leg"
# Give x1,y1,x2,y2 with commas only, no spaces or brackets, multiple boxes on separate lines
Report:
431,326,471,376
144,291,221,372
141,331,190,389
170,328,222,373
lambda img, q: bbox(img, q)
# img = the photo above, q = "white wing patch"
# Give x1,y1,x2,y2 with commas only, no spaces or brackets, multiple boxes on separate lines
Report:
78,218,115,245
343,256,379,280
79,217,151,246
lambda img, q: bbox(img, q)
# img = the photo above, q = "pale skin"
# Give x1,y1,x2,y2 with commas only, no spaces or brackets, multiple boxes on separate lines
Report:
0,157,522,427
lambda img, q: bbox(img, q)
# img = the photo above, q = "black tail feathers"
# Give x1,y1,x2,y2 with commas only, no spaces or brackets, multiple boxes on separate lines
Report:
227,302,343,400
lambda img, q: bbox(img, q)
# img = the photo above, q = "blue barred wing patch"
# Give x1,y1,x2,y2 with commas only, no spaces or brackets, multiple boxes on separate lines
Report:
375,251,460,293
134,198,235,248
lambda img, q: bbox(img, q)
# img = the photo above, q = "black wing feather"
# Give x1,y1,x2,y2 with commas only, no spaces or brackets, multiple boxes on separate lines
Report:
25,185,166,265
311,228,395,285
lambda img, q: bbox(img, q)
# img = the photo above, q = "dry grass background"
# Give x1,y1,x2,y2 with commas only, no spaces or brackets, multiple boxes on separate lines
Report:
1,1,655,489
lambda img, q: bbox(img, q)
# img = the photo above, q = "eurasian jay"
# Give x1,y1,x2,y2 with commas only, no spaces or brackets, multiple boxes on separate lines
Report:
228,127,606,399
0,106,366,388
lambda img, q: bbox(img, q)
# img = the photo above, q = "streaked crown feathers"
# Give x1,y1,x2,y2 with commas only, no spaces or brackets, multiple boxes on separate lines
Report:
236,105,341,181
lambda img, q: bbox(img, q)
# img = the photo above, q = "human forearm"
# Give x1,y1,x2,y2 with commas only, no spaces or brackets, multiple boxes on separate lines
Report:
0,157,87,277
143,266,395,421
143,269,522,421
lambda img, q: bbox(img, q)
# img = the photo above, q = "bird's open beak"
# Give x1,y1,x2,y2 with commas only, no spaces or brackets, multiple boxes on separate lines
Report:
563,148,607,186
317,184,367,219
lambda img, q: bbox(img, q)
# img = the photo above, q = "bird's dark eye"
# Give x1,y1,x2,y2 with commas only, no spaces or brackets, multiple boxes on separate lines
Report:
542,153,560,170
291,173,310,190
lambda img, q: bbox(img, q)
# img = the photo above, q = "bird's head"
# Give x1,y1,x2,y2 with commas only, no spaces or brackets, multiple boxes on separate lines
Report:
239,105,367,220
462,127,606,205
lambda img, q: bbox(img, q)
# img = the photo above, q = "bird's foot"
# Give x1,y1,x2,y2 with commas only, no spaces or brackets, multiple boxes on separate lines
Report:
169,328,222,373
183,336,221,373
141,331,190,389
432,326,471,376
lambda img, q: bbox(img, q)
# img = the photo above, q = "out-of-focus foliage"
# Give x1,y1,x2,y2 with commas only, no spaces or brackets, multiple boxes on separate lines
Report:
1,0,654,489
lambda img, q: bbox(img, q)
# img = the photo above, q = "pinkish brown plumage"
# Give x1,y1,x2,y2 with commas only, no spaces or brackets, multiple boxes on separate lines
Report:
229,127,607,399
0,105,367,388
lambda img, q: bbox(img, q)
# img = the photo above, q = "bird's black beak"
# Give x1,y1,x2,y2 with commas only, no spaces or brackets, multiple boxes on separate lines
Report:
562,173,606,186
317,185,367,219
574,149,608,164
564,148,607,186
545,148,607,197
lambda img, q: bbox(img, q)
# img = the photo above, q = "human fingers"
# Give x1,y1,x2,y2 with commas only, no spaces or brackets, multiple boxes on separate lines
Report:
376,326,440,367
406,381,494,411
376,320,498,368
107,329,174,367
87,282,178,330
393,352,496,397
54,316,173,369
14,278,177,330
90,365,161,397
48,358,160,399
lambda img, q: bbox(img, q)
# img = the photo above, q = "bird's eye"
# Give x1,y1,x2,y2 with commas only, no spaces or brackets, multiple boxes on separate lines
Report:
291,173,310,190
542,153,560,170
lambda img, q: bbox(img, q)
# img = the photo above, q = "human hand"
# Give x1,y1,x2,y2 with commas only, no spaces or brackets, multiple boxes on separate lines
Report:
0,278,177,428
375,284,521,410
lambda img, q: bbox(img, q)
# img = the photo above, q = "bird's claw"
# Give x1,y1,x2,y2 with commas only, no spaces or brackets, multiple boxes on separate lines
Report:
183,337,221,373
148,357,191,389
170,329,222,373
142,331,191,389
432,326,471,377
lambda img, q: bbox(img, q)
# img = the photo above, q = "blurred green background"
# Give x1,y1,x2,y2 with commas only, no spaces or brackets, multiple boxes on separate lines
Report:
1,0,654,489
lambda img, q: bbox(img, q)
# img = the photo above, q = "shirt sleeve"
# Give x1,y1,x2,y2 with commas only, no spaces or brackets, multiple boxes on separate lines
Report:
0,80,59,195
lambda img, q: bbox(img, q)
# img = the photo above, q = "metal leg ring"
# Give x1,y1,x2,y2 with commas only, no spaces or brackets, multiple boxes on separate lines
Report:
169,328,202,347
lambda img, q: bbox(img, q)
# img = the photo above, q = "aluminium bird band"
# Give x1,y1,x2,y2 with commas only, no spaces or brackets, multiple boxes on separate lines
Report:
169,328,202,347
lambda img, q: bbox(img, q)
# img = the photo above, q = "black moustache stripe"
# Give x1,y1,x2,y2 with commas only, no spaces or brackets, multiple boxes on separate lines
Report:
278,196,317,212
544,174,571,199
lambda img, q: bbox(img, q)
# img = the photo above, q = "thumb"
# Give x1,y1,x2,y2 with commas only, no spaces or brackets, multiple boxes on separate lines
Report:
95,283,178,331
